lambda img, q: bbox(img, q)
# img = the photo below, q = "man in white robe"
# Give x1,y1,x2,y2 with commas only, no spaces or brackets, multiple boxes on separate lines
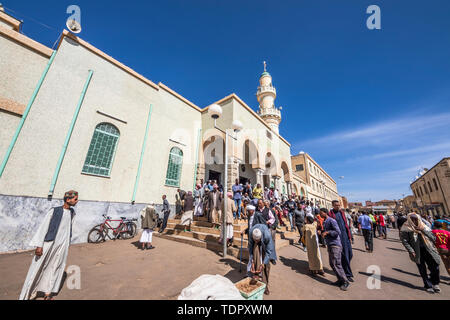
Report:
19,190,78,300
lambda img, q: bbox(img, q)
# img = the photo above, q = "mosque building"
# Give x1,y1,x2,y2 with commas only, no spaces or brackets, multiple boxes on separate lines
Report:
0,8,338,252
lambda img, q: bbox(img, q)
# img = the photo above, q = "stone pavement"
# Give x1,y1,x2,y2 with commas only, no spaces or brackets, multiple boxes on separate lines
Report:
1,228,449,300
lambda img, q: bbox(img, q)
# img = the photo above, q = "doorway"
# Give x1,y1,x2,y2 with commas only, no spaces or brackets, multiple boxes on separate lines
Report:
208,170,221,185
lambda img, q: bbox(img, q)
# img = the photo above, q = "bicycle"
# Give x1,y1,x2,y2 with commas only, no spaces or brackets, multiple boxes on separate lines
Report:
88,214,137,243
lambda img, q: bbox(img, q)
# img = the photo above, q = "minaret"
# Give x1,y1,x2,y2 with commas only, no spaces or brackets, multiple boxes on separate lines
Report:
256,61,282,134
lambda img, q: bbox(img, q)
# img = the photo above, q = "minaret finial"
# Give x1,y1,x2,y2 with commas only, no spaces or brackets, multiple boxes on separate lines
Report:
263,61,267,72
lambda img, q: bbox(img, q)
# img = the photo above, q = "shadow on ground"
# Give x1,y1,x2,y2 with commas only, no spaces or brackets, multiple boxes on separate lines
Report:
220,258,249,283
358,271,423,290
279,256,336,286
392,267,450,282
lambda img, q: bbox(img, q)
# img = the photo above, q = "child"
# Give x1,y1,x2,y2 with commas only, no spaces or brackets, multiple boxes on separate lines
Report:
432,221,450,275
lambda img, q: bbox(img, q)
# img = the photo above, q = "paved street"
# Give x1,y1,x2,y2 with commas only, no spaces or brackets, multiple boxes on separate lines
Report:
1,228,449,300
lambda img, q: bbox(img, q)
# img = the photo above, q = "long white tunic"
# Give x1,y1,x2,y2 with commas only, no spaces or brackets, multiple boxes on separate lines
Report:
19,208,74,300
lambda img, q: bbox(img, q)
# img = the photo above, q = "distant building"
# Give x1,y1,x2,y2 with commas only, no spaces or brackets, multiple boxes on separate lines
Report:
291,152,339,208
410,157,450,218
340,196,348,209
348,202,363,209
402,195,418,213
365,200,375,207
375,200,397,207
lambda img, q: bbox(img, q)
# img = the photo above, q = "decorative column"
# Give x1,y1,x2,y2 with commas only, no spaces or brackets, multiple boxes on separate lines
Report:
196,163,206,185
286,181,292,196
272,175,281,191
227,157,241,190
256,168,264,186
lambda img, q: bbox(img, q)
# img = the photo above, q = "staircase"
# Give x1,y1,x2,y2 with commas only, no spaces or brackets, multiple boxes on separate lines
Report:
153,215,300,261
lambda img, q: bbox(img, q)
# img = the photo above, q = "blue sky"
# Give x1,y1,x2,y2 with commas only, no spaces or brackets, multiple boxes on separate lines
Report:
4,0,450,202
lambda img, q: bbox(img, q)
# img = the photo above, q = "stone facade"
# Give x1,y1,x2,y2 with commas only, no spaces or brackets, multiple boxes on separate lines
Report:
410,157,450,217
291,152,339,208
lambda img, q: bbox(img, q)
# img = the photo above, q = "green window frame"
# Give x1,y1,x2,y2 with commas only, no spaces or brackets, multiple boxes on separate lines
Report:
165,147,183,187
82,123,119,177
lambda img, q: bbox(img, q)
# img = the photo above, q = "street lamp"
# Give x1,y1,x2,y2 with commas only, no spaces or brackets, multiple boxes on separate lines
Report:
208,104,243,258
319,178,326,207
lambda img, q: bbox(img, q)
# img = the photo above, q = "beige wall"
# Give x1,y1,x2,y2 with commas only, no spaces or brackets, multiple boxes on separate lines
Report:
0,111,20,160
0,34,49,109
0,37,201,204
0,29,301,204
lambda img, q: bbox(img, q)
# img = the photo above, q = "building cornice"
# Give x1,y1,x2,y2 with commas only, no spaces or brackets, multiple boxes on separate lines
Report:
0,25,52,57
158,83,202,112
203,93,291,147
0,97,25,116
292,152,336,185
410,157,450,186
0,10,21,31
59,30,160,91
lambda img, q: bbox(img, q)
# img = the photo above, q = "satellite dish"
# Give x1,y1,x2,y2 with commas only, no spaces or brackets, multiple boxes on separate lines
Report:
66,18,81,34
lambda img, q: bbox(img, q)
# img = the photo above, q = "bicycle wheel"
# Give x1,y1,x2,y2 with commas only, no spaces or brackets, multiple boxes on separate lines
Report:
88,225,105,243
120,222,137,240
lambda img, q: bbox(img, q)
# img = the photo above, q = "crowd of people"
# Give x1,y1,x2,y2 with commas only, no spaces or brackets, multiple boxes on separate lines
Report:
167,180,450,295
18,185,450,299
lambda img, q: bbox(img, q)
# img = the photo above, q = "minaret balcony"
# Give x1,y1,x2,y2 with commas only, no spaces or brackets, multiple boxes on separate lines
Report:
256,85,276,96
257,107,281,119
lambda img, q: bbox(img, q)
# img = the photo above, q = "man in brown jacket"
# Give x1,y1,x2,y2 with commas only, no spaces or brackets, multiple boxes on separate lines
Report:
208,184,223,228
219,192,236,247
140,203,157,250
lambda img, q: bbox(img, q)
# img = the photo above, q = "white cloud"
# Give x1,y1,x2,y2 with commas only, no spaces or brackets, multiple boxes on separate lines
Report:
297,112,450,150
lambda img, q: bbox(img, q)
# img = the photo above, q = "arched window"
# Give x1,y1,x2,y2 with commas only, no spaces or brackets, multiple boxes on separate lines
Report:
165,147,183,187
82,123,119,177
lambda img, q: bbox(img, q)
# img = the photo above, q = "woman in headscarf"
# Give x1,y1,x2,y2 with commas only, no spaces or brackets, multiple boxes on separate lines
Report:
302,214,324,275
400,212,441,293
219,192,236,247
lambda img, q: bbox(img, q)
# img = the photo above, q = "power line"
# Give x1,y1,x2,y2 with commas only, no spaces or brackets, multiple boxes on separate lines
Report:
3,5,60,33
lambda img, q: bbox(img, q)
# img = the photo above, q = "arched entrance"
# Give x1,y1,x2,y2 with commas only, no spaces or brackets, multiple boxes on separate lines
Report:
239,139,259,185
280,161,290,196
263,152,277,189
202,134,225,186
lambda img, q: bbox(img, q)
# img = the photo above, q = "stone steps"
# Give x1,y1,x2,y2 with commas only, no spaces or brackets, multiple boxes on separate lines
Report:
168,219,248,231
167,222,247,238
155,222,291,260
154,232,249,260
163,228,249,247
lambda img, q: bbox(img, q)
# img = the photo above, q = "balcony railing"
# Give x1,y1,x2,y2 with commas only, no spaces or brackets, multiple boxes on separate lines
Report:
257,107,281,118
256,85,276,96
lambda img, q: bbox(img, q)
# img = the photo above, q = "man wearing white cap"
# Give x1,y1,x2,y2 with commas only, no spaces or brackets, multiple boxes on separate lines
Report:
139,203,157,250
248,223,277,295
242,205,256,236
208,184,223,228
